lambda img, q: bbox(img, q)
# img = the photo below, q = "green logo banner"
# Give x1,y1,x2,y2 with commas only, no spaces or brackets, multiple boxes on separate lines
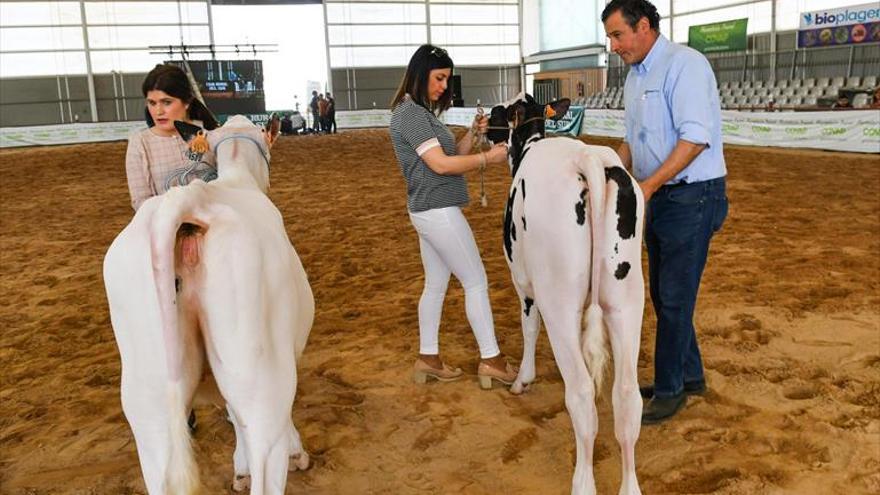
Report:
546,106,585,137
689,18,748,53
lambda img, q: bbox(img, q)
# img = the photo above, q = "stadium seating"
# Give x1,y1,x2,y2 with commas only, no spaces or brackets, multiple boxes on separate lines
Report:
853,93,871,108
587,72,877,112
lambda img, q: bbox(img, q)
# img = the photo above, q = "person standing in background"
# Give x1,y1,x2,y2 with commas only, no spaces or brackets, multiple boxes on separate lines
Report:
326,92,337,134
309,90,320,132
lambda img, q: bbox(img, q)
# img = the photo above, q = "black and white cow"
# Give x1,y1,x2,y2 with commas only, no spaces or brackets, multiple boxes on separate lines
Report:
488,94,645,495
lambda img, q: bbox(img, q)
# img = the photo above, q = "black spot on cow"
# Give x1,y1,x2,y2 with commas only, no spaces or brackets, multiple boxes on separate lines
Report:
521,215,527,231
524,297,534,316
503,187,517,262
575,188,587,225
614,243,619,255
615,262,631,280
521,179,526,200
604,166,637,239
510,145,530,178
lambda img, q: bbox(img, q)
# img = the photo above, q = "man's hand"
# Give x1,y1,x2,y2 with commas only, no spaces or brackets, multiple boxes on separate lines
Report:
638,180,658,203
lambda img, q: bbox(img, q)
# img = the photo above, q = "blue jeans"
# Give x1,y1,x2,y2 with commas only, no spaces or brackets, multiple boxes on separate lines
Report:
645,177,728,399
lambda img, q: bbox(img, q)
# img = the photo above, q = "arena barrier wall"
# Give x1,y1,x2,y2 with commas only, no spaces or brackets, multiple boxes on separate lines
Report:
2,107,878,154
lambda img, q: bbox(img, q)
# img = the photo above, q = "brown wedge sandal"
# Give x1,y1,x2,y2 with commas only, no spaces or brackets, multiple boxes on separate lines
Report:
413,360,464,383
477,361,519,390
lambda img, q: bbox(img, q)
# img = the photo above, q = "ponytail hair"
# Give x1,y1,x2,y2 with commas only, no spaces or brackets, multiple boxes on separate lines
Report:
142,63,219,130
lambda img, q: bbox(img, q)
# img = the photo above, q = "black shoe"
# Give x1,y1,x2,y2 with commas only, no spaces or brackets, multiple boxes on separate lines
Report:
639,380,706,399
187,409,197,434
642,394,687,425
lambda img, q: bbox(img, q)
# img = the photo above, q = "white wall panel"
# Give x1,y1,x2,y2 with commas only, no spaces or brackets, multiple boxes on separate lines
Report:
84,2,205,24
431,25,519,46
446,45,520,65
429,4,518,24
1,26,84,51
0,2,81,26
89,50,167,73
329,24,427,46
0,51,87,77
672,2,772,43
673,0,759,15
88,25,210,49
330,45,421,67
326,3,426,24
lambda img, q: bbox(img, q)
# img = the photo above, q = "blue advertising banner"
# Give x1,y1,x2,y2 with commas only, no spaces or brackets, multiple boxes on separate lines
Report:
545,106,584,137
798,3,880,48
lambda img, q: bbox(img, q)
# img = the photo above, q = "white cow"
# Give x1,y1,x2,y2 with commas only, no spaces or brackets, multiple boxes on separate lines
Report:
487,95,645,495
103,116,314,494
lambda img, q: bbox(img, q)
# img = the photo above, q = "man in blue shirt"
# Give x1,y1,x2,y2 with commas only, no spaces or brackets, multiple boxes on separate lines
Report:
602,0,729,424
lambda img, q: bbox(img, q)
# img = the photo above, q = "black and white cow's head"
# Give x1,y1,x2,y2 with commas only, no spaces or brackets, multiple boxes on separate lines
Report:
486,93,571,177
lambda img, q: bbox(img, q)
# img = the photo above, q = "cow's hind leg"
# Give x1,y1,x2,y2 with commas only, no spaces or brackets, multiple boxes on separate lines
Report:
511,287,541,395
605,302,643,495
122,368,201,494
542,303,598,495
289,419,310,471
122,380,177,494
228,408,307,492
603,169,645,495
222,390,291,495
119,312,203,494
228,404,251,492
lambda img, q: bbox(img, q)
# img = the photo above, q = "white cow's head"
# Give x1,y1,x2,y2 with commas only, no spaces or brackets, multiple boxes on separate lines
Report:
175,114,280,193
486,93,571,177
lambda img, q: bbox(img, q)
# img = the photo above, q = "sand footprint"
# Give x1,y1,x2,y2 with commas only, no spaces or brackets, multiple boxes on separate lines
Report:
500,427,538,464
782,383,820,401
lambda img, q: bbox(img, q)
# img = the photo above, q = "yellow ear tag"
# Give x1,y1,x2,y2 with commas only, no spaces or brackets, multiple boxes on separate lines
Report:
544,105,556,119
190,130,209,154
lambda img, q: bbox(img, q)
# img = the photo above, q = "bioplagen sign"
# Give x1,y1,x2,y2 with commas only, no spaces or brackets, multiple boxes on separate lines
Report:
800,3,880,29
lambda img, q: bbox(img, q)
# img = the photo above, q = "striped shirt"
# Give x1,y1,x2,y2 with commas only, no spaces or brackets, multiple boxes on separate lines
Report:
125,127,216,210
390,96,469,213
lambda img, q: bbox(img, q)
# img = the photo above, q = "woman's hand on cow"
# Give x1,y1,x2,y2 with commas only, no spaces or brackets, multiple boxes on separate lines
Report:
471,114,488,136
485,143,509,164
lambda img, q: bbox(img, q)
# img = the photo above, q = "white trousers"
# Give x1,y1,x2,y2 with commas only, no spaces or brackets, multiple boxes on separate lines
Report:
409,206,501,359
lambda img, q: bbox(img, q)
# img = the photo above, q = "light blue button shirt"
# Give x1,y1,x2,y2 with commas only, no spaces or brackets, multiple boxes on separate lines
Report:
623,34,727,184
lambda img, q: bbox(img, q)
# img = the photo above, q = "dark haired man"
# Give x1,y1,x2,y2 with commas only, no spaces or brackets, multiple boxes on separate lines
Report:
602,0,729,424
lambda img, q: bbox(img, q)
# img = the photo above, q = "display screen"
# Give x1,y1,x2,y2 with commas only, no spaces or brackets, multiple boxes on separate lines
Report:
167,59,266,115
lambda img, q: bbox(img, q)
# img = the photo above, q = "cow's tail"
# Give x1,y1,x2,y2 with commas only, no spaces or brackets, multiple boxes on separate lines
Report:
149,185,209,494
579,151,609,394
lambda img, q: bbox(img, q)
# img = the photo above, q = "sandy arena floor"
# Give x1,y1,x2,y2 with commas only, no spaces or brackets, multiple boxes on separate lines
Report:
1,129,878,494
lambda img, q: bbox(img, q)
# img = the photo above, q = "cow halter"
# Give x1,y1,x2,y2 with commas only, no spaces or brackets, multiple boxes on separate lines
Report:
512,115,547,131
213,134,271,169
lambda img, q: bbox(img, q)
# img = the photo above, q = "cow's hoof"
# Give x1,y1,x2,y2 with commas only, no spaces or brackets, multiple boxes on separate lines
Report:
290,452,310,471
232,474,251,492
510,381,531,395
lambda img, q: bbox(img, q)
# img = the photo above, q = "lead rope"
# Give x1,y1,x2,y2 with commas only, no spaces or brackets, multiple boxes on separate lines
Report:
471,100,489,207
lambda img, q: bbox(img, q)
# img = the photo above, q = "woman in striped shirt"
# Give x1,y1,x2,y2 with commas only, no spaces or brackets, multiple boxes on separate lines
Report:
125,64,219,211
390,44,517,389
